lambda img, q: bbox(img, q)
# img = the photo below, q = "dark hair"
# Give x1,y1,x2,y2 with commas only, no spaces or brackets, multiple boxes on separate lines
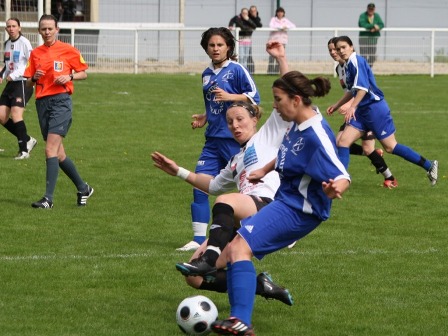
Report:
273,71,331,106
334,35,354,47
38,14,59,27
200,27,236,61
276,7,285,15
7,17,21,27
327,37,338,46
228,101,262,120
5,17,22,42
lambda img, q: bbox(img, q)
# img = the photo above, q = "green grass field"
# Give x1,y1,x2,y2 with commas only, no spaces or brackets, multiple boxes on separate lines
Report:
0,73,447,336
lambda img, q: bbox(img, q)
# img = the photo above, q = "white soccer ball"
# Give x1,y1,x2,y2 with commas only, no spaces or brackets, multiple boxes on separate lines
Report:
176,295,218,335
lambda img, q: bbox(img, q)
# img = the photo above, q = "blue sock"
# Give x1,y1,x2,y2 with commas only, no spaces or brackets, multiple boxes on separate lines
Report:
191,189,210,245
226,262,234,307
229,260,256,325
337,146,350,169
392,144,431,170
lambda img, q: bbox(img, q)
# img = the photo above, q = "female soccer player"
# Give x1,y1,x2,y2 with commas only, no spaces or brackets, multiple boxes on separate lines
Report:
24,14,93,208
327,37,397,188
0,17,37,159
152,42,295,307
327,36,438,186
179,27,260,251
210,70,351,335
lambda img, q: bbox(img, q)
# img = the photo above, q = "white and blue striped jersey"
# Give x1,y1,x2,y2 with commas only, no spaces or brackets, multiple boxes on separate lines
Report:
274,112,350,221
3,35,32,81
208,110,291,198
202,60,260,139
345,52,384,108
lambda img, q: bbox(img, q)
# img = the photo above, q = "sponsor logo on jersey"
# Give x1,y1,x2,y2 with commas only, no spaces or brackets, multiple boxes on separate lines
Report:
221,70,234,82
13,50,20,63
4,51,10,61
54,61,63,72
203,76,211,86
197,160,205,166
291,137,305,155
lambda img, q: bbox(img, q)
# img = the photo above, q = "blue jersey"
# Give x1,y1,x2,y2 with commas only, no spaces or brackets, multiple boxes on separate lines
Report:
202,60,260,139
345,52,384,108
274,113,350,221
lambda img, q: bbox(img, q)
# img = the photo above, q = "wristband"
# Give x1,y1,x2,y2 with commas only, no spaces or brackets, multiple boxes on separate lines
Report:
69,74,74,81
176,167,190,180
31,77,37,82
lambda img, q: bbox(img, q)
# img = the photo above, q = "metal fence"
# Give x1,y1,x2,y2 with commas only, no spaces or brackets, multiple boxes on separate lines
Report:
5,23,448,76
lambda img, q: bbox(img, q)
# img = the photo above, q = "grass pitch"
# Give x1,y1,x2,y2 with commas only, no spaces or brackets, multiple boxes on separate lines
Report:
0,73,446,335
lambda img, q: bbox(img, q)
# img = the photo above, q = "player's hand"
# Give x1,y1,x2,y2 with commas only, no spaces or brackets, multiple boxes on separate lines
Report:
191,113,207,129
151,151,179,176
247,168,266,184
322,178,350,199
326,105,337,116
340,105,356,122
212,87,231,102
266,41,284,58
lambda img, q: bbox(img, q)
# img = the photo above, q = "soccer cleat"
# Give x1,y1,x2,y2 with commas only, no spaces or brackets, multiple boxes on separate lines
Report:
383,178,398,189
176,240,200,252
77,184,94,206
427,160,438,186
31,197,53,209
211,317,255,335
175,256,217,282
375,148,384,157
257,272,294,306
14,151,30,160
27,137,38,153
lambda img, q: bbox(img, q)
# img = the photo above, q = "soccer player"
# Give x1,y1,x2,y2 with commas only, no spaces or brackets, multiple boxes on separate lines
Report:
0,17,37,159
210,69,351,335
179,27,260,251
24,14,94,208
327,37,397,188
327,36,438,186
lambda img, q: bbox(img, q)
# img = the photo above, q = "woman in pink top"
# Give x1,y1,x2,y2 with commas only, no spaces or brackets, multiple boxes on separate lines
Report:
267,7,296,74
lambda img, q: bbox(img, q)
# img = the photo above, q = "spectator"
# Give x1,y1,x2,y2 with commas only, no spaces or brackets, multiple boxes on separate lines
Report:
267,7,296,74
228,8,257,71
247,5,262,73
358,3,384,67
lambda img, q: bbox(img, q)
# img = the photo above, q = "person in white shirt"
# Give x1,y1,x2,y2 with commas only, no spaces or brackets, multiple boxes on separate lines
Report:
152,41,295,306
0,18,37,159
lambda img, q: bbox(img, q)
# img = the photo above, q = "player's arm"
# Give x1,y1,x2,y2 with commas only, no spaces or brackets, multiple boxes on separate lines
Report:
247,158,276,183
151,151,213,193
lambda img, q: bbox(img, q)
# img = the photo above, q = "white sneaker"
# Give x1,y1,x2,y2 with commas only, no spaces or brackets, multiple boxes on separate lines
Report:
15,151,30,160
27,137,37,153
427,160,438,186
176,241,200,251
287,241,297,249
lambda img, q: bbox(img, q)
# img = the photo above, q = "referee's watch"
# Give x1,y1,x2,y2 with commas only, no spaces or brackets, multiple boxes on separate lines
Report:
69,74,74,81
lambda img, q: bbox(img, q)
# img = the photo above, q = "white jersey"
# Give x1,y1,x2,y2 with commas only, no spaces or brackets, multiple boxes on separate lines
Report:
208,110,292,199
3,35,32,81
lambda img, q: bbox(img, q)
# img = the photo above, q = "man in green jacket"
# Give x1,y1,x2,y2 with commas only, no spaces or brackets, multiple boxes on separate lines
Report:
358,3,384,67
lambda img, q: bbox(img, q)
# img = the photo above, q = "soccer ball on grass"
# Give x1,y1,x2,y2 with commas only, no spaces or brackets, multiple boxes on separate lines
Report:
176,295,218,335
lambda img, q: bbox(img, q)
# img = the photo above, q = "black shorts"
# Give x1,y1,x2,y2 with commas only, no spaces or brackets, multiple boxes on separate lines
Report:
230,195,273,239
0,80,33,108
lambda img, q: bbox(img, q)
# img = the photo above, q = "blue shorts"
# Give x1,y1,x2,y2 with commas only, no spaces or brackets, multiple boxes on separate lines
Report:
238,200,321,260
349,100,396,140
195,137,240,176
